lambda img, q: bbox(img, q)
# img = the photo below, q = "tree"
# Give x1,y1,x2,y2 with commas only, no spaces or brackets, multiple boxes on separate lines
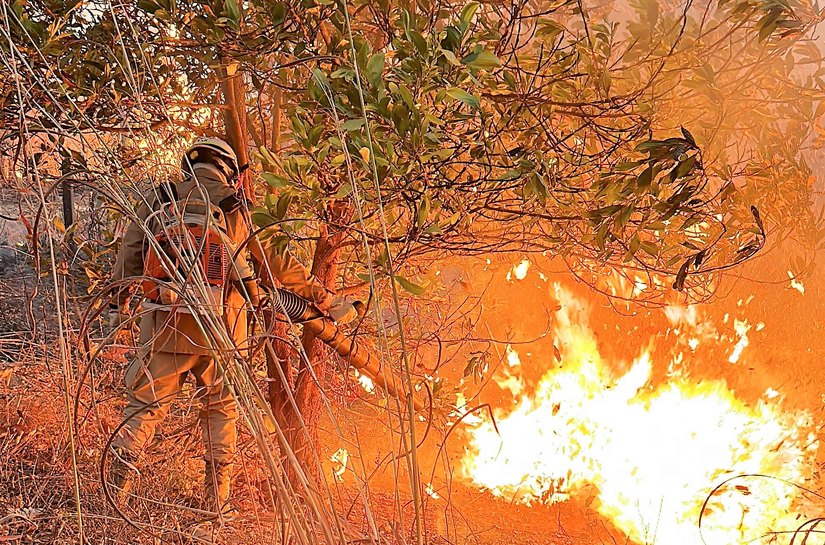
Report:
257,0,824,303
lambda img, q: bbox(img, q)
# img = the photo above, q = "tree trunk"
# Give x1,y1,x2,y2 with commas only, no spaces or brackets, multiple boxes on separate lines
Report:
263,309,295,438
285,202,350,486
219,63,251,195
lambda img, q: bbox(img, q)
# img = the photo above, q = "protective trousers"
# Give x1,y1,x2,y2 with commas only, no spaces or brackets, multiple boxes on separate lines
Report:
112,346,237,464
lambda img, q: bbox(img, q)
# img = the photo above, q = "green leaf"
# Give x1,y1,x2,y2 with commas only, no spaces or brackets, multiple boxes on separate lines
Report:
262,172,289,189
537,19,564,42
680,126,696,146
527,175,548,203
503,71,516,89
635,140,665,153
366,53,385,87
335,183,353,198
275,194,294,221
307,125,324,147
498,169,522,182
397,84,416,110
459,1,480,30
617,206,633,228
461,49,502,70
137,0,163,15
251,210,277,227
446,87,480,109
266,234,291,255
624,235,640,262
671,155,697,181
395,275,426,295
417,193,431,227
637,165,654,189
757,10,780,42
442,26,462,52
330,67,356,81
223,0,240,25
341,118,365,131
408,30,428,56
640,240,659,257
441,49,461,66
615,161,640,172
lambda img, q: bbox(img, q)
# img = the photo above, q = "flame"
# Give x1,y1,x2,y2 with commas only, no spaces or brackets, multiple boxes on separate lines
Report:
728,319,751,364
495,345,527,396
354,369,375,393
460,285,817,545
788,271,805,294
451,392,483,425
505,345,521,367
508,259,531,281
329,448,349,480
633,275,648,295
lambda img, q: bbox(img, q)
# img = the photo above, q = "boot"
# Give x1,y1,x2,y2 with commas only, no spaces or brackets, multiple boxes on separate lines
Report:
204,460,232,516
108,447,137,506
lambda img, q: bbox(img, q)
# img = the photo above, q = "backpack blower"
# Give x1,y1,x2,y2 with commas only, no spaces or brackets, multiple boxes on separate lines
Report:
268,288,425,411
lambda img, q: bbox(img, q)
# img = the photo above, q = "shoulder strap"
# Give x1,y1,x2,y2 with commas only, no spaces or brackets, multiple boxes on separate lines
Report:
217,192,244,215
155,181,178,206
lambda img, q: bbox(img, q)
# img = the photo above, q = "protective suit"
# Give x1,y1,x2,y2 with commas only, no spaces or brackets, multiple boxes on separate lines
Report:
108,155,332,511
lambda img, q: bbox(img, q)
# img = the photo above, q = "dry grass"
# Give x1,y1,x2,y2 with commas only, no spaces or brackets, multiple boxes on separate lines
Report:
0,350,447,545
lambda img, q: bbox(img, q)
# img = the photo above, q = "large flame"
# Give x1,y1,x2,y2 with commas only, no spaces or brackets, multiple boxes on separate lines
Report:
460,284,818,545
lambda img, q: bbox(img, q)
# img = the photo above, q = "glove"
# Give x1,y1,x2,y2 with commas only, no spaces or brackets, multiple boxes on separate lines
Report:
107,307,132,333
240,277,263,308
326,297,358,325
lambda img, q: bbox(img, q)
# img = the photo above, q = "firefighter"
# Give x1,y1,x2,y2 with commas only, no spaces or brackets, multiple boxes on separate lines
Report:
106,136,356,514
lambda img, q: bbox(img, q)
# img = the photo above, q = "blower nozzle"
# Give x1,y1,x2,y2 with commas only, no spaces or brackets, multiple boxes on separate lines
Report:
271,288,424,411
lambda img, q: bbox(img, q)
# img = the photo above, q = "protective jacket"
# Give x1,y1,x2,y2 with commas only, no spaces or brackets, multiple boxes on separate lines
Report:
111,163,331,355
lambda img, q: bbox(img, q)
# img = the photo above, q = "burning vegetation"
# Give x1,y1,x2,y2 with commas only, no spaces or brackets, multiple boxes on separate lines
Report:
460,283,819,545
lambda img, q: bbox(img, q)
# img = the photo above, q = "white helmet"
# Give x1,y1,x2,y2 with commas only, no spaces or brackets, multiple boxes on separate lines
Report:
184,136,239,175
